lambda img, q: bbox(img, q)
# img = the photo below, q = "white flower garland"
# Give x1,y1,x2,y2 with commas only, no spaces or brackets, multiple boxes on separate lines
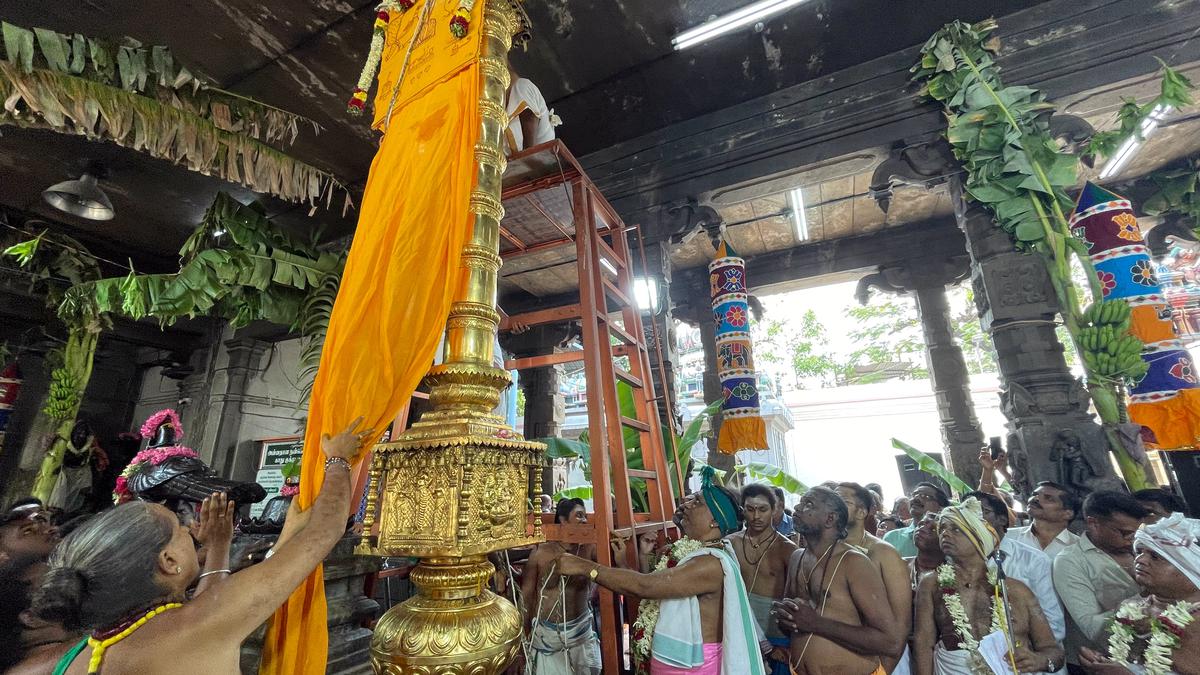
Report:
1108,599,1198,675
630,537,706,669
937,564,1006,675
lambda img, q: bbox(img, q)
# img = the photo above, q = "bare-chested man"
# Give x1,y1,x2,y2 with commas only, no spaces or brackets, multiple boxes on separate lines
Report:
555,469,766,675
733,484,799,675
520,497,601,674
913,497,1062,675
775,486,904,675
837,482,911,672
1079,512,1200,675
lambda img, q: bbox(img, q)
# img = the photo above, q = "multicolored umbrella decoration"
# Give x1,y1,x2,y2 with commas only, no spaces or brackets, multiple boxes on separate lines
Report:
1070,182,1200,449
709,240,767,453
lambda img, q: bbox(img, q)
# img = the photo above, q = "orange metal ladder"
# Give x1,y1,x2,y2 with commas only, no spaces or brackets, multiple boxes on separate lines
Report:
500,141,680,672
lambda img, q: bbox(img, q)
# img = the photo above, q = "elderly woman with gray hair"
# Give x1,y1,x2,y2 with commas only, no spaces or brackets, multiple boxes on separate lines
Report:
31,418,370,675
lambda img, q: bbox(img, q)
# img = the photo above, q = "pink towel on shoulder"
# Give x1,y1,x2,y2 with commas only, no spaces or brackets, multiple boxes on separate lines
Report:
651,644,723,674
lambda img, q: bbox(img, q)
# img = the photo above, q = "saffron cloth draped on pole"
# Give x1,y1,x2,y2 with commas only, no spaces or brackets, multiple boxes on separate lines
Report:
709,240,768,453
259,2,484,673
1070,182,1200,450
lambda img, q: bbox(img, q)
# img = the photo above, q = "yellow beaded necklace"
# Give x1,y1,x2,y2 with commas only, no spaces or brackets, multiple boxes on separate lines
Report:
85,603,182,674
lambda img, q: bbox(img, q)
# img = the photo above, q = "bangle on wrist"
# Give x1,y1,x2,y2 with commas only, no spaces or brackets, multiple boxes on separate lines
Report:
325,457,352,473
198,569,231,580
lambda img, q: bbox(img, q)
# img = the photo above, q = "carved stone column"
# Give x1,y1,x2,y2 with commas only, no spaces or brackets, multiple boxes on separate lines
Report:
637,240,682,437
502,324,575,495
953,182,1123,498
676,296,734,476
204,337,270,481
517,365,566,494
872,142,1123,499
857,258,984,485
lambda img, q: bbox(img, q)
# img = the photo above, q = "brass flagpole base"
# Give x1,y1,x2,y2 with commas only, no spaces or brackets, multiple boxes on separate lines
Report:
370,556,521,674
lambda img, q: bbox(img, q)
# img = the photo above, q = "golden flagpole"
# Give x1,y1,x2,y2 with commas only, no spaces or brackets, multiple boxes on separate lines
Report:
364,0,544,671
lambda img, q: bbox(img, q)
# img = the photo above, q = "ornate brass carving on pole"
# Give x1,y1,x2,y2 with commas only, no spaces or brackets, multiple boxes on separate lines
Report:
366,1,544,672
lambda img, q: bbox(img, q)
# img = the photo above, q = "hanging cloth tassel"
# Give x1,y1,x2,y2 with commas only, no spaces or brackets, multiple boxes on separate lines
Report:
709,240,767,454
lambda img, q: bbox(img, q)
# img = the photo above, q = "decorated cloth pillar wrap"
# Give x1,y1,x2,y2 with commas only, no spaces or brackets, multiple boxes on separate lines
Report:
1070,182,1200,449
709,240,767,453
259,2,486,673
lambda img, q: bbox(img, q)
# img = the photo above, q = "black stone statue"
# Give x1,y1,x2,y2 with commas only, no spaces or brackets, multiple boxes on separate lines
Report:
125,410,265,523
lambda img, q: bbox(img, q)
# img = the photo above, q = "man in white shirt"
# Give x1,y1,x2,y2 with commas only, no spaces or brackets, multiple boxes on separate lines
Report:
1052,491,1149,671
1005,481,1080,558
965,491,1066,644
505,60,557,156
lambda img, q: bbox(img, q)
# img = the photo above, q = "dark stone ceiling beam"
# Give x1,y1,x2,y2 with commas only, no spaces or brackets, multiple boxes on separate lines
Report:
669,217,965,313
580,0,1200,241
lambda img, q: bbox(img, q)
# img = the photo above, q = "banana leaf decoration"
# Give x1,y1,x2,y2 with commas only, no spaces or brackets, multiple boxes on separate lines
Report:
0,21,347,206
891,438,972,496
739,462,809,495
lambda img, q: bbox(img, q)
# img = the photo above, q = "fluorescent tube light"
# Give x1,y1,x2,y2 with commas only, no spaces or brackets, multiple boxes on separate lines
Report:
788,187,809,241
599,257,618,275
1099,105,1171,180
672,0,810,51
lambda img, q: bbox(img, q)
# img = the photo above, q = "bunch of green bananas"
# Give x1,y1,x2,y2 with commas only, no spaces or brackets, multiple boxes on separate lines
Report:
1077,301,1149,383
43,367,80,420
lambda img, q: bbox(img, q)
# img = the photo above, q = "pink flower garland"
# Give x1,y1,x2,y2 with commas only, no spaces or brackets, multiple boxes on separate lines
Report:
112,445,199,504
279,484,300,497
139,409,183,441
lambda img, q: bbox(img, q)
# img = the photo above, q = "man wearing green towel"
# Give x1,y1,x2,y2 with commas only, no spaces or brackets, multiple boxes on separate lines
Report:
555,468,767,674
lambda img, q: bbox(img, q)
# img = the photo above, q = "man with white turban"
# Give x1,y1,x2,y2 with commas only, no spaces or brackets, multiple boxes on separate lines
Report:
1080,513,1200,675
913,497,1063,675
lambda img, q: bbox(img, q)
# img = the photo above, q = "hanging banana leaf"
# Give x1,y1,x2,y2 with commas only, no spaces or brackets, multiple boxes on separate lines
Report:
553,485,596,502
891,438,972,496
665,397,723,497
738,462,809,495
540,436,589,460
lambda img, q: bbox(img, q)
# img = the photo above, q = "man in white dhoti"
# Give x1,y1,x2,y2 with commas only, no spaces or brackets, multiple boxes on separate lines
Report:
913,498,1062,675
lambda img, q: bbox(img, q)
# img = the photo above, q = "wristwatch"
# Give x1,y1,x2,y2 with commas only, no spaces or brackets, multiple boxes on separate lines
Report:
588,567,599,581
1047,658,1056,672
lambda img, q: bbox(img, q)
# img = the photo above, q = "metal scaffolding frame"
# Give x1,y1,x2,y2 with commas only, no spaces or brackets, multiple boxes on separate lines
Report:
500,140,680,672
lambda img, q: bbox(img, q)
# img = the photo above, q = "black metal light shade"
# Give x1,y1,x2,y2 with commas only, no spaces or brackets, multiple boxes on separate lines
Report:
42,172,115,221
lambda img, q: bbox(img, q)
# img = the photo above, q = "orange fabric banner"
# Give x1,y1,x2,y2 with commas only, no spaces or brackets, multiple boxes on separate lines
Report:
258,11,483,674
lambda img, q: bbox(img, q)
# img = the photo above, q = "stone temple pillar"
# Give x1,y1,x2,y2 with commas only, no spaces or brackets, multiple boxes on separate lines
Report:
952,182,1124,498
501,324,575,495
637,240,682,436
676,297,734,477
859,258,984,485
915,284,986,485
518,364,566,495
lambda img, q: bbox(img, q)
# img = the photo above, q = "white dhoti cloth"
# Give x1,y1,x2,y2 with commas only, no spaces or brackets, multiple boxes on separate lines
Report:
529,610,601,675
933,642,1049,675
933,643,974,675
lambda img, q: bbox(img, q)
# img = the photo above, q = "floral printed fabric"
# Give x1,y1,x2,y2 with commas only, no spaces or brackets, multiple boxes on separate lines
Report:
708,240,767,453
1069,182,1200,448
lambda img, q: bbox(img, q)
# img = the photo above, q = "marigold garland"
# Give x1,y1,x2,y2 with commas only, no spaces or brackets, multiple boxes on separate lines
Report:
347,1,412,114
1108,599,1198,675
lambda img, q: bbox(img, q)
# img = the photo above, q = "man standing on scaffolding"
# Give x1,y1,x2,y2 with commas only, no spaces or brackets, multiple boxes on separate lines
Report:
520,497,602,674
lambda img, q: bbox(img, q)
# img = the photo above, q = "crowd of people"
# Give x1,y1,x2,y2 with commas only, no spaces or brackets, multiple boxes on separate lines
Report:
4,433,1200,675
519,449,1200,675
